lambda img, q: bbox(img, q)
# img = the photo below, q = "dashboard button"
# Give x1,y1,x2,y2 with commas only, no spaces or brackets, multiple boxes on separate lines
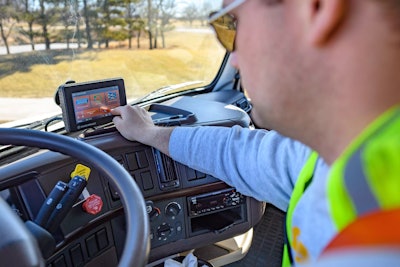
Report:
125,153,139,171
96,228,109,250
82,194,103,215
141,171,154,190
53,255,67,267
70,244,84,266
86,235,98,257
136,151,149,168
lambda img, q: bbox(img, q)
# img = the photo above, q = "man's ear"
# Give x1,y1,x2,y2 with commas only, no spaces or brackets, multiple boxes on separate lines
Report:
307,0,347,46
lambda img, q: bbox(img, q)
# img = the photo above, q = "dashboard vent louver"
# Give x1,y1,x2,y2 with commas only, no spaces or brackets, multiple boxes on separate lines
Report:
161,154,176,182
235,98,252,113
154,149,180,190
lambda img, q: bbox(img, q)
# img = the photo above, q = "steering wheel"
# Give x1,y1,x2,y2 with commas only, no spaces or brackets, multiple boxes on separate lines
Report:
0,128,149,267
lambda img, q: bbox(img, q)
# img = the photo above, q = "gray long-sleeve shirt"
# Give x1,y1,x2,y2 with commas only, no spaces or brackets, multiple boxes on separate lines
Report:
169,125,334,265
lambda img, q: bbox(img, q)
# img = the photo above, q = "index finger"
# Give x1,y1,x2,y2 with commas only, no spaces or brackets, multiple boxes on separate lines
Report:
110,106,124,116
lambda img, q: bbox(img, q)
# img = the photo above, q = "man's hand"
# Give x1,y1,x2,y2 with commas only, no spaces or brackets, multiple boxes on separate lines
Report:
111,105,174,155
111,105,153,142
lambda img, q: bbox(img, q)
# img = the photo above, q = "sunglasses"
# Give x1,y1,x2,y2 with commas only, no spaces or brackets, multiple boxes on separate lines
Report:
208,0,246,52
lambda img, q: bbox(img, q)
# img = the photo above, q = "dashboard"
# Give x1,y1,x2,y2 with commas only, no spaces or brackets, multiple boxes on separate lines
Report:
0,91,265,267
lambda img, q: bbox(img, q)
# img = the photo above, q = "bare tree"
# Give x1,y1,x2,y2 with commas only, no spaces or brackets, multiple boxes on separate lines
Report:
133,15,144,48
37,0,59,50
146,0,153,49
0,0,19,54
82,0,94,48
71,0,83,48
182,2,197,26
124,0,142,49
152,0,160,48
158,0,175,48
20,0,38,51
58,0,77,49
199,1,212,26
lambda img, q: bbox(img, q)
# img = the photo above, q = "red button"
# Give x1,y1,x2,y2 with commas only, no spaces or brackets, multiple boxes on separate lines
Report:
82,194,103,215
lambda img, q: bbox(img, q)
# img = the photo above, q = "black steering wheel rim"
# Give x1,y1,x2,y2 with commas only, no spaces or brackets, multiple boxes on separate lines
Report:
0,128,149,267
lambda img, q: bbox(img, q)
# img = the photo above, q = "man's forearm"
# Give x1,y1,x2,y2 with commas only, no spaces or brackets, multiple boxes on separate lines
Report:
146,126,175,156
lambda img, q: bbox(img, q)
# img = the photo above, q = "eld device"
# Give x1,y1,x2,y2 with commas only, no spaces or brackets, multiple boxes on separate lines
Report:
58,78,126,132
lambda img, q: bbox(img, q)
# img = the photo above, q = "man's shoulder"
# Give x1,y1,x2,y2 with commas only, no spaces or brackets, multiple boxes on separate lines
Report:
363,132,400,175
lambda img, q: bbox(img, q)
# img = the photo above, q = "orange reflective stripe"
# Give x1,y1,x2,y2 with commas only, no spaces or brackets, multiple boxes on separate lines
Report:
324,208,400,253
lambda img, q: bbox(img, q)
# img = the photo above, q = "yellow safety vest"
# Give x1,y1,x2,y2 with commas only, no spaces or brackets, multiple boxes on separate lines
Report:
282,106,400,267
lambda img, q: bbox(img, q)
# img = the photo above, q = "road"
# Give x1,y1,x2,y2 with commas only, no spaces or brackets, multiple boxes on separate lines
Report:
0,28,213,55
0,97,61,123
0,43,80,55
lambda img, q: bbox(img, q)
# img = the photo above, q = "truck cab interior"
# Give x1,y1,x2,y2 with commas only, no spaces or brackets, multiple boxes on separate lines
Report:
0,1,285,266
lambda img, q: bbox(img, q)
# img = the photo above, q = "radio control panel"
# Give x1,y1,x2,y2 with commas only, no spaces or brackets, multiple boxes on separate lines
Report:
188,188,244,217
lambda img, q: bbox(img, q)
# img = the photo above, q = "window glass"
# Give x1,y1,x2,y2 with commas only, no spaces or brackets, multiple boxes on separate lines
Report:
0,0,224,124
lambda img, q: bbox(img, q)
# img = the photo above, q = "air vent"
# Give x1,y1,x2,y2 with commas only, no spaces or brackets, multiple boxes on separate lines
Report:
235,97,251,113
160,154,176,183
153,149,180,190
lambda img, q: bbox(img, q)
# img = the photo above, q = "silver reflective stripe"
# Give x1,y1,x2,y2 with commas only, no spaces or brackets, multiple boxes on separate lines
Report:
344,149,379,215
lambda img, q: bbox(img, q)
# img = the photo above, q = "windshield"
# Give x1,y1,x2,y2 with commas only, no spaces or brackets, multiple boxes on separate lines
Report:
0,0,225,125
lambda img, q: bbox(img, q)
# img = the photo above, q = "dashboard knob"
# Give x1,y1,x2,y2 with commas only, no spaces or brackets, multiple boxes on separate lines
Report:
165,202,181,218
146,200,161,221
157,223,172,238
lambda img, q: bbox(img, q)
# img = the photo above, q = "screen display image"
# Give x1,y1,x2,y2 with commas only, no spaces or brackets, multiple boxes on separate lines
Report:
72,86,120,124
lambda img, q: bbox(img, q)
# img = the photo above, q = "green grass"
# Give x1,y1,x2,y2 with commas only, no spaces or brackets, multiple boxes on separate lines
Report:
0,31,225,100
